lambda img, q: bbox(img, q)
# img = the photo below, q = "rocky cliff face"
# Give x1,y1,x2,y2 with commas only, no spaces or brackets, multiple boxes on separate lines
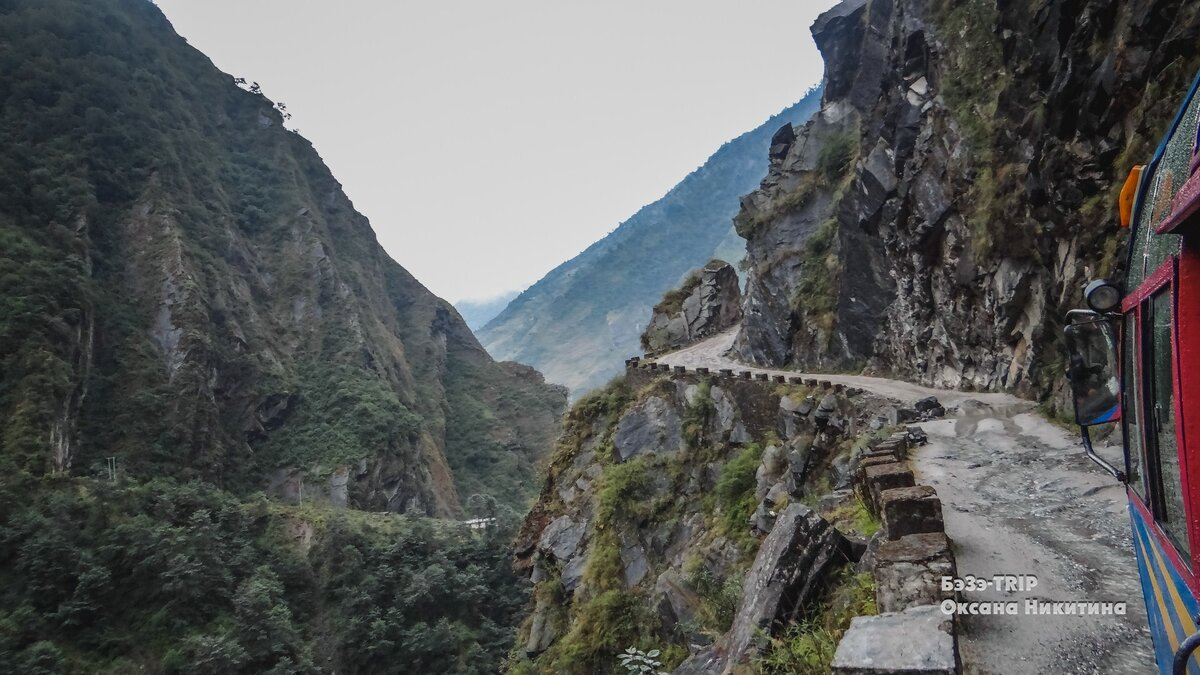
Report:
733,0,1200,400
0,0,565,515
641,260,743,355
508,367,902,673
479,91,822,398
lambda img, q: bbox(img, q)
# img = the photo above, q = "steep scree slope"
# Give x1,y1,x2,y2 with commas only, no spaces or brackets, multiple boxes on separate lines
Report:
479,90,822,398
733,0,1200,401
0,0,565,515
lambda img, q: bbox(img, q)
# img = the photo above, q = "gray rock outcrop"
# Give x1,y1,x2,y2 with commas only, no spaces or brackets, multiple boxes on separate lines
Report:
683,504,850,673
729,0,1200,401
613,396,684,461
642,260,743,354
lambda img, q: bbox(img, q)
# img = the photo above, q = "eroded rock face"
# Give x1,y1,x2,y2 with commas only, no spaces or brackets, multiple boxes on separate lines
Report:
642,260,743,354
539,515,586,562
512,373,875,673
613,396,684,461
732,0,1200,399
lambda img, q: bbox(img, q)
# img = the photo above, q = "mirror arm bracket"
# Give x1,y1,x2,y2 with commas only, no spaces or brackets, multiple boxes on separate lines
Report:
1081,426,1127,483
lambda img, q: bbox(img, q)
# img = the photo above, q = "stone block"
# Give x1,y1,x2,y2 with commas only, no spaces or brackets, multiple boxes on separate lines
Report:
879,485,943,540
856,455,898,480
873,533,956,613
872,438,908,460
864,464,915,512
789,376,804,384
740,370,753,380
831,605,957,675
755,372,770,381
773,375,786,383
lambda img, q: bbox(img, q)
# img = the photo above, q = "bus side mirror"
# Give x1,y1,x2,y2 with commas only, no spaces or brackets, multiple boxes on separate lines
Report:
1064,311,1122,427
1063,310,1126,482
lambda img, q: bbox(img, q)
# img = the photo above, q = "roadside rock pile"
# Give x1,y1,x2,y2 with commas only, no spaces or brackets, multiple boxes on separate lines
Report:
893,395,949,424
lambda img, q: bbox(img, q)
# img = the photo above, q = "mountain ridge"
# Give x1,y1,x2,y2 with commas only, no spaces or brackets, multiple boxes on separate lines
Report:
0,0,566,516
479,89,823,397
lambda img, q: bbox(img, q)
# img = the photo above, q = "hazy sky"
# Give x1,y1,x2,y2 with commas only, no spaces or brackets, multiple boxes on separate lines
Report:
153,0,836,302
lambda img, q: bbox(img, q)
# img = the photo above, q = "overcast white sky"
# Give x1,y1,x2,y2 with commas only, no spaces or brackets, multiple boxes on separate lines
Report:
153,0,836,303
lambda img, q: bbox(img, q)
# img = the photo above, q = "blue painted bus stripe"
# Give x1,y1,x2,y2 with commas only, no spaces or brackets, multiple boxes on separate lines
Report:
1134,511,1180,673
1135,511,1200,674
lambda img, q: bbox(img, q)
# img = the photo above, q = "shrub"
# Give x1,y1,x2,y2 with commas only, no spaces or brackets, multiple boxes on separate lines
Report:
816,132,857,184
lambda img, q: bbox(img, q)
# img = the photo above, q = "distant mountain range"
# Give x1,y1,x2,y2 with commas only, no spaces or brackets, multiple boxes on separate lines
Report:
478,87,823,397
456,291,519,331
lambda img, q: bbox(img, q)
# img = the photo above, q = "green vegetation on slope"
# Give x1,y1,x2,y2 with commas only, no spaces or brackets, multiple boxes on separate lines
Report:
756,567,877,675
0,1,567,670
0,476,528,674
263,363,424,471
0,0,563,513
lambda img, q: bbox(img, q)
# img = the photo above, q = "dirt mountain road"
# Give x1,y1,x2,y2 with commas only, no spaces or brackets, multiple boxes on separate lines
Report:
656,331,1155,673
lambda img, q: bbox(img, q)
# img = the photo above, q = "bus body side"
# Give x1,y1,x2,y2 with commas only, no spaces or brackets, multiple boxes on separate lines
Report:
1115,70,1200,674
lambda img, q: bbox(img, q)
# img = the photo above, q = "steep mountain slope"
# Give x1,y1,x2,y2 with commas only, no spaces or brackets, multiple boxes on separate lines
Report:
732,0,1200,402
0,0,567,670
0,0,565,515
479,91,822,397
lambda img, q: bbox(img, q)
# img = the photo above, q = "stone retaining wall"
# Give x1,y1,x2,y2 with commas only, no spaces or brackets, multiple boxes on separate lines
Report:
836,428,961,674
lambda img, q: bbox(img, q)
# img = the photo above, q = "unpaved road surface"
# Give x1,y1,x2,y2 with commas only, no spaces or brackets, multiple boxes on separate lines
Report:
916,404,1153,674
657,330,1016,407
658,331,1156,674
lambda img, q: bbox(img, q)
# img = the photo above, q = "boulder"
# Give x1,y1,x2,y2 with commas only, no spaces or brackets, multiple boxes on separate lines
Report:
914,396,942,413
906,426,929,446
831,605,957,675
873,533,956,613
769,123,796,161
721,504,851,668
814,393,839,426
613,396,684,461
750,501,777,534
